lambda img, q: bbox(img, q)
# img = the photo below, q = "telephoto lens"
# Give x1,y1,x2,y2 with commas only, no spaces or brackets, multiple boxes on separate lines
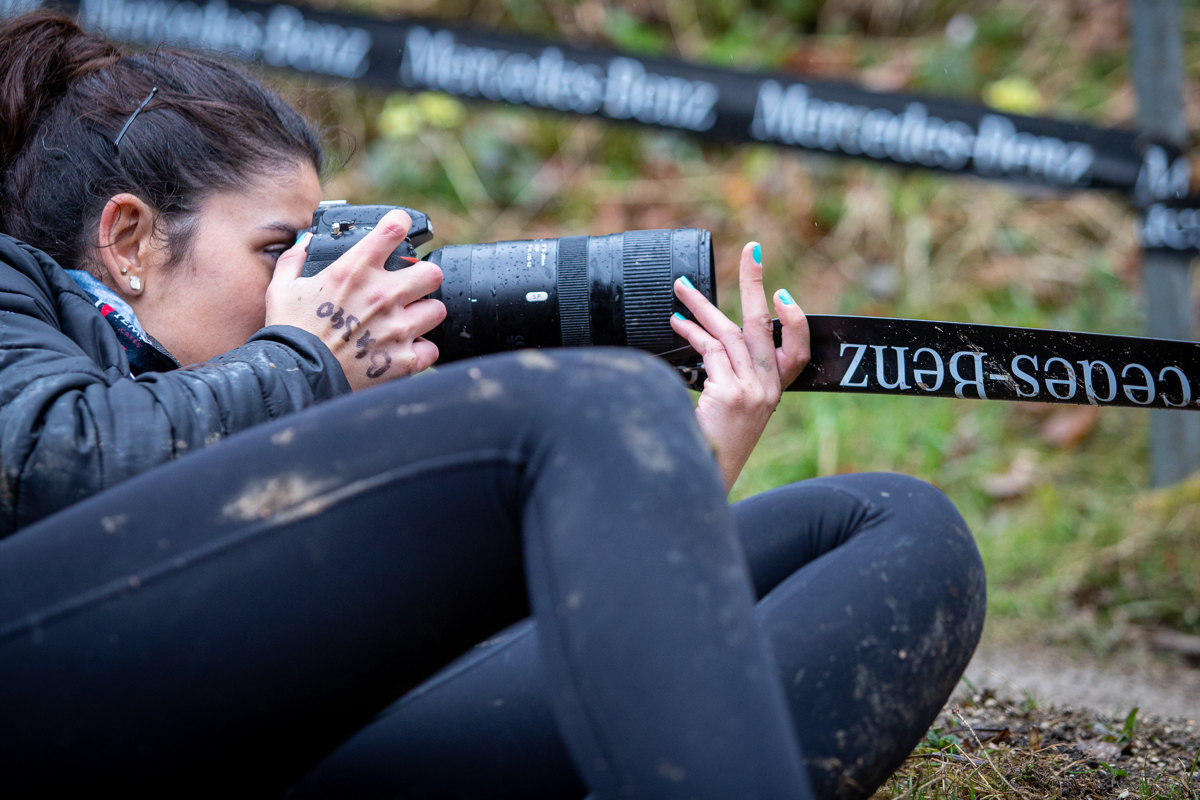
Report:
301,203,715,366
426,228,714,364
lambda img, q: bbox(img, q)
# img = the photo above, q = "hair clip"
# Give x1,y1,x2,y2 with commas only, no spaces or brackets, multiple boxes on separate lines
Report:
113,87,159,150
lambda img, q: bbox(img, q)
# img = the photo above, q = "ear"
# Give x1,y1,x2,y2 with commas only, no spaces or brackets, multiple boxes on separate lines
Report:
96,193,160,300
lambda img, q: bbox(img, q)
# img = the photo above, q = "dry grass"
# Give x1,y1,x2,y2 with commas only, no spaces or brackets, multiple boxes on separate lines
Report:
877,691,1200,799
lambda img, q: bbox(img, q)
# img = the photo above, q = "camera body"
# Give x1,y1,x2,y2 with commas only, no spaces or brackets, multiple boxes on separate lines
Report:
301,201,434,277
301,202,714,367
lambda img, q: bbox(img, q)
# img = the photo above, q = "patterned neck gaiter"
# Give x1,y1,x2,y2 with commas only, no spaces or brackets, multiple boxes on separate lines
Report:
67,270,178,374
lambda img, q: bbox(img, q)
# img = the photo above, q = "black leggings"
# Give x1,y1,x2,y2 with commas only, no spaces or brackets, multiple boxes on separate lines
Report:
292,475,985,800
0,349,985,798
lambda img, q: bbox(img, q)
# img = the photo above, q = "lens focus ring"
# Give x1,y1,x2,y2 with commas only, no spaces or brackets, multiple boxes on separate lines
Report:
622,230,674,352
557,236,590,347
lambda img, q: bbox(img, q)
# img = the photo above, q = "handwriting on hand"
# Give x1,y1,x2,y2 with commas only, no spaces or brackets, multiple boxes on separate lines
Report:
317,302,392,379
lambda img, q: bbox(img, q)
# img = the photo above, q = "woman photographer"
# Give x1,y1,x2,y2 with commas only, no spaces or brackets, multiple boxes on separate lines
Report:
0,10,985,798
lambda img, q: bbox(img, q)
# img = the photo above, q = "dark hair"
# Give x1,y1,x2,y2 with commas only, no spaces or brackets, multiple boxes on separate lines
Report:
0,10,323,269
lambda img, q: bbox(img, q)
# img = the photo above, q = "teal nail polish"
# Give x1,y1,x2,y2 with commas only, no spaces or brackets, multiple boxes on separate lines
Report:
678,275,695,290
673,311,686,321
753,243,762,264
295,231,312,246
779,289,795,305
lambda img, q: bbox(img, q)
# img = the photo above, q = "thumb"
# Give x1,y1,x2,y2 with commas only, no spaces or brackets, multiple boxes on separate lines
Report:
273,231,312,283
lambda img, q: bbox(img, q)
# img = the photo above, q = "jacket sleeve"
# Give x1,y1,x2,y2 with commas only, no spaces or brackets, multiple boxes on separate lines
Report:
0,263,352,535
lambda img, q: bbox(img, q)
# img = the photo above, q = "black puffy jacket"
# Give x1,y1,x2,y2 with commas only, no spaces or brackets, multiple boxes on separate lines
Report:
0,234,351,537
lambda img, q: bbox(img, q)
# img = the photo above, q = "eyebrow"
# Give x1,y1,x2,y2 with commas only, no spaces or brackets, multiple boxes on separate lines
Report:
257,221,303,236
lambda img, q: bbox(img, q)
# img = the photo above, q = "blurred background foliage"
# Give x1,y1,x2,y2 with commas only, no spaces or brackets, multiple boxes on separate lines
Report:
279,0,1199,648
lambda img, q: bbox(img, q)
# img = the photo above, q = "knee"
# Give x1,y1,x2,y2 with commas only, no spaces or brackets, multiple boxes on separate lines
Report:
878,472,979,573
484,348,712,471
861,473,976,549
531,348,690,403
882,473,986,630
503,348,696,426
841,472,986,617
831,474,987,682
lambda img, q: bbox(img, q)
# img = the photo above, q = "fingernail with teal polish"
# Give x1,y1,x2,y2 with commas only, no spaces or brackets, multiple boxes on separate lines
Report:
678,275,695,290
779,289,795,305
295,231,312,246
673,311,686,321
753,243,762,264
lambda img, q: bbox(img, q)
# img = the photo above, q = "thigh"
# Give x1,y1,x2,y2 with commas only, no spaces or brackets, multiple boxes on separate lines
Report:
0,357,552,792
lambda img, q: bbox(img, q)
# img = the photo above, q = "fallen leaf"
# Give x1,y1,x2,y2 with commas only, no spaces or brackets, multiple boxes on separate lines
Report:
1074,736,1123,762
1040,405,1101,449
980,450,1038,500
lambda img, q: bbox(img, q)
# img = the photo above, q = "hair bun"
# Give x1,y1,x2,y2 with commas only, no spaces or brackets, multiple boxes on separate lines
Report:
0,10,119,176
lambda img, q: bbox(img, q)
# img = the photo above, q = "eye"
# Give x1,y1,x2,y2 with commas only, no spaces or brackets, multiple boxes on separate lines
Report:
264,244,290,262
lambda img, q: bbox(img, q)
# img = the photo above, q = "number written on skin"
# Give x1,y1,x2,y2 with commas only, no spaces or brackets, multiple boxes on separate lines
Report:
317,302,393,379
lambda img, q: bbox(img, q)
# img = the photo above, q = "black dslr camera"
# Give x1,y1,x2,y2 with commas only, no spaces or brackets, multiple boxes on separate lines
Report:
302,201,714,367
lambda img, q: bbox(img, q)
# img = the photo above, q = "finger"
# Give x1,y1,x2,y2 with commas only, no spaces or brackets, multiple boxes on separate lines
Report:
333,208,414,273
272,231,312,283
674,276,756,378
411,337,440,371
384,261,444,306
773,289,811,388
398,296,448,339
670,311,735,385
737,242,778,379
355,334,438,385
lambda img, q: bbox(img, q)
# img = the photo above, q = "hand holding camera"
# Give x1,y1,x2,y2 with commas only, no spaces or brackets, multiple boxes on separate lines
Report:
267,208,446,391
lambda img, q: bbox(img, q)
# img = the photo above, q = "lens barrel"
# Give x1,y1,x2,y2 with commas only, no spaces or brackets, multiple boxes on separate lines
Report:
426,228,713,364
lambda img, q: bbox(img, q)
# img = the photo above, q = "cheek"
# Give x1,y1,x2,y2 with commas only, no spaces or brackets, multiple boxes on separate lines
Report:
231,274,271,329
204,272,270,342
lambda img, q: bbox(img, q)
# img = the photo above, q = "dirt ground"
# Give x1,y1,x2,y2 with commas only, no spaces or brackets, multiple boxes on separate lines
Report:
964,632,1200,723
881,624,1200,798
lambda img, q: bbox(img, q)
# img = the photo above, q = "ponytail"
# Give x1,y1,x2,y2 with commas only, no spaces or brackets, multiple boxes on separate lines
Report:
0,10,322,270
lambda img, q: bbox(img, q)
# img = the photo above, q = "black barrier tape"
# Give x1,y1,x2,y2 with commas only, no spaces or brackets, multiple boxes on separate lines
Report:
669,315,1200,410
5,0,1199,253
